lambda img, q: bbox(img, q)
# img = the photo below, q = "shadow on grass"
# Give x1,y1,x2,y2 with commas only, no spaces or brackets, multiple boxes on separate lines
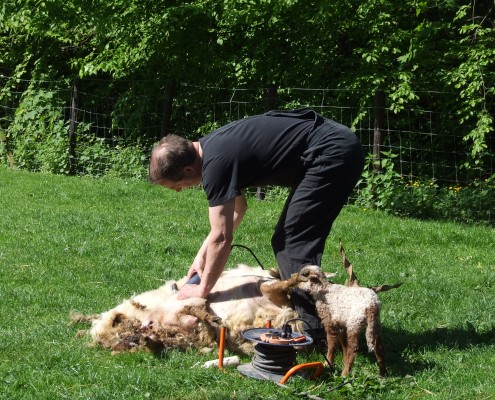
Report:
380,324,495,376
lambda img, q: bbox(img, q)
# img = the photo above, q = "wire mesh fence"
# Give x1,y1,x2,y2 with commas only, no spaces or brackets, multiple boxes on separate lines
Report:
1,75,493,186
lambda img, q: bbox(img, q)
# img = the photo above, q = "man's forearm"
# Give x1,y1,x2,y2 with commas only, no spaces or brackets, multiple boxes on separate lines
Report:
198,239,231,295
193,234,210,267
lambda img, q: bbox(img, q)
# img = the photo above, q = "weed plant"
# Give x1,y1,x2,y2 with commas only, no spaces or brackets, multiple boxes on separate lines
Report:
1,168,494,399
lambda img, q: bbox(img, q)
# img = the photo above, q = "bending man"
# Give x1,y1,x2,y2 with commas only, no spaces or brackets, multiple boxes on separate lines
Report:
148,108,365,330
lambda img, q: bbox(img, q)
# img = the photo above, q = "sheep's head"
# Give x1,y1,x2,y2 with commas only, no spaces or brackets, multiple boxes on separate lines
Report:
291,265,335,290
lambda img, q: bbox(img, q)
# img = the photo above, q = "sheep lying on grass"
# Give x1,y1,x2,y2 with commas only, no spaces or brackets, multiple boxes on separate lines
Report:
71,264,300,355
291,265,387,376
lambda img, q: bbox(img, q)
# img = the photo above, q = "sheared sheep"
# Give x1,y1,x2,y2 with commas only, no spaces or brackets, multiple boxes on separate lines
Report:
78,264,300,354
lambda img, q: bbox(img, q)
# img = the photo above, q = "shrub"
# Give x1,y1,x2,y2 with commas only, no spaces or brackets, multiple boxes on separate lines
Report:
355,150,402,211
356,151,495,226
107,141,148,180
6,83,69,173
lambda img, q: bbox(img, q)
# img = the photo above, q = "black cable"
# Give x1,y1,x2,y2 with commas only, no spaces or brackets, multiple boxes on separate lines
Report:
283,318,333,368
230,244,265,269
185,244,264,285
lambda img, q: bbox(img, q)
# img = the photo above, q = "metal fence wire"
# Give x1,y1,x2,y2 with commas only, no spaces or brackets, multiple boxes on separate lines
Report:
1,76,494,186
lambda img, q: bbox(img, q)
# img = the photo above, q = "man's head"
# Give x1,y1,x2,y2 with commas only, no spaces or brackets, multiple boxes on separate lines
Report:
149,135,200,190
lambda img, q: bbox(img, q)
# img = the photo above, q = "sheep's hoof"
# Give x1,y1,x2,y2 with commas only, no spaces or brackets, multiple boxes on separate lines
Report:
269,268,281,279
210,316,223,327
199,346,214,354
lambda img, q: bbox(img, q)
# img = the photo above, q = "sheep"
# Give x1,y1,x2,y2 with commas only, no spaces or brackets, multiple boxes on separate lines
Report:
291,265,387,377
78,264,300,355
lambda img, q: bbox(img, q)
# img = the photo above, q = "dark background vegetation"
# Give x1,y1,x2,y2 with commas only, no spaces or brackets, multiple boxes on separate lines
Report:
1,0,494,224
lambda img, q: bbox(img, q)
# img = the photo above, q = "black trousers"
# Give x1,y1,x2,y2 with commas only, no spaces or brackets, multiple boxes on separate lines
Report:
271,119,365,329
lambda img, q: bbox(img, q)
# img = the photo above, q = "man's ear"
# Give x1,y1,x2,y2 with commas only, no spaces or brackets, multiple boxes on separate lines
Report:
183,165,195,176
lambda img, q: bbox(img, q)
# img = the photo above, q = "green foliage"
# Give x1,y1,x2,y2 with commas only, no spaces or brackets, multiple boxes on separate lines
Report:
75,134,112,177
390,178,441,220
107,141,148,180
2,80,149,178
75,135,148,179
36,128,70,174
445,3,495,158
194,120,222,138
356,151,402,211
413,176,495,225
356,151,495,225
1,0,494,184
5,80,71,173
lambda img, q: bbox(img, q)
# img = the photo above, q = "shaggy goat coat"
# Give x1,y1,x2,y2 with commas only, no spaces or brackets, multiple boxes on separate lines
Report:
293,265,386,376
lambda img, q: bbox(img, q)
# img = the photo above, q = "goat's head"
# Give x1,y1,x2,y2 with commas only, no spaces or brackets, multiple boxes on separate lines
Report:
291,265,335,290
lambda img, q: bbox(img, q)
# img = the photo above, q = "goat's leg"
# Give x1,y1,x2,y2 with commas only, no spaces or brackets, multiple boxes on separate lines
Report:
338,331,348,373
325,330,339,366
341,331,359,376
373,333,387,376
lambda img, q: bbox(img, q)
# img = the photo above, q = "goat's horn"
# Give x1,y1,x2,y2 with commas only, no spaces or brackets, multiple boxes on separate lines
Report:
339,239,360,287
369,282,403,293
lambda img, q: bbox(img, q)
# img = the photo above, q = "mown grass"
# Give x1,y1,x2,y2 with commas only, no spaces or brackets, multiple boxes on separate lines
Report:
1,167,494,399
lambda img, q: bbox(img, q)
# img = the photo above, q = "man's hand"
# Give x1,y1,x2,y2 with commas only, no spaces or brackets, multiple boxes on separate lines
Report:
177,283,208,300
185,262,204,281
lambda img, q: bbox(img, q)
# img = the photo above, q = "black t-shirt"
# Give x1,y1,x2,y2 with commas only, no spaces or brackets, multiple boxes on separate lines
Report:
199,109,321,206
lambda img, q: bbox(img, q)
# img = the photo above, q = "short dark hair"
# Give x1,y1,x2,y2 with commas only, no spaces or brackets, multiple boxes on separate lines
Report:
148,134,197,183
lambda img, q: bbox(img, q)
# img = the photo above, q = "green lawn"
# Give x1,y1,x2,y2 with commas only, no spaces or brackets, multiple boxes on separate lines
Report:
1,167,494,399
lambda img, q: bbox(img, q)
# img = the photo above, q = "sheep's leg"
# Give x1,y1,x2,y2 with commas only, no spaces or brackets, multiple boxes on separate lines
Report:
373,333,387,376
259,277,297,308
181,304,222,327
341,331,359,376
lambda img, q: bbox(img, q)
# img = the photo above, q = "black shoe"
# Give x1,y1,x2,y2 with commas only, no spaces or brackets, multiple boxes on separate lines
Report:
303,328,326,341
297,328,326,353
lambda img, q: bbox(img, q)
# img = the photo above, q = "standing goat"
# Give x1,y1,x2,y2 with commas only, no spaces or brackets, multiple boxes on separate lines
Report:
292,265,387,377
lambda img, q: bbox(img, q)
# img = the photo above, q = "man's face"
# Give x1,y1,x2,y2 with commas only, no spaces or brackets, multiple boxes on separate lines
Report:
158,178,191,192
158,166,201,192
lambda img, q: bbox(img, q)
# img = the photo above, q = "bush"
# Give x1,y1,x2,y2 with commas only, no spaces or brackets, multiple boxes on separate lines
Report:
355,150,402,211
5,82,71,173
356,151,495,226
107,142,148,180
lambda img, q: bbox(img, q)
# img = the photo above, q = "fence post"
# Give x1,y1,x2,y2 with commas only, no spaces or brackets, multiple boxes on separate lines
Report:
264,85,277,113
161,79,176,137
68,78,79,175
256,85,278,200
373,90,386,172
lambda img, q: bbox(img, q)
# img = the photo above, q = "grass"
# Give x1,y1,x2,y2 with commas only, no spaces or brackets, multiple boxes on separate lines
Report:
1,167,494,399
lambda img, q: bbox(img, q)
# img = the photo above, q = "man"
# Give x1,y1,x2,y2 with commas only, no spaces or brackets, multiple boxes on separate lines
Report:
148,108,364,331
